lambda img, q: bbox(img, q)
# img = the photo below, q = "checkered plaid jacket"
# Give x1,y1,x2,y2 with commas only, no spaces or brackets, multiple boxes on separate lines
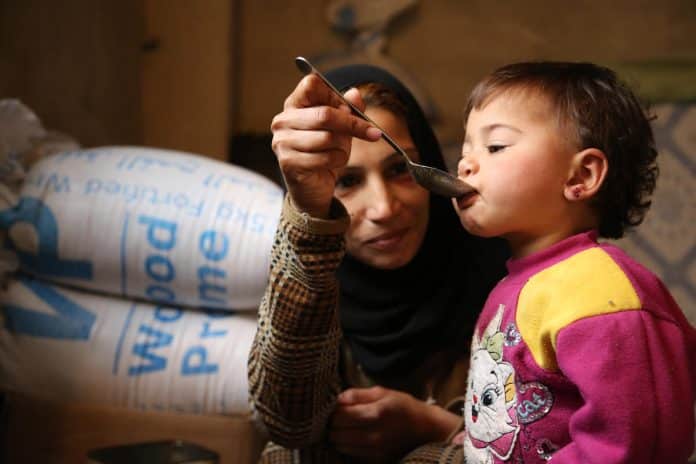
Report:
247,196,467,463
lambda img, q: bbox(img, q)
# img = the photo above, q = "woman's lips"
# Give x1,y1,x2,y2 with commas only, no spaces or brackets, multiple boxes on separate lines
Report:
365,229,408,250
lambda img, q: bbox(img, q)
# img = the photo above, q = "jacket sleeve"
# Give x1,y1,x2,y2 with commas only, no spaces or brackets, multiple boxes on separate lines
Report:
551,309,696,463
247,195,350,448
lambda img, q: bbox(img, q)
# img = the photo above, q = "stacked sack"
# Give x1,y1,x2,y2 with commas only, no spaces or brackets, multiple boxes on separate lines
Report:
0,145,282,415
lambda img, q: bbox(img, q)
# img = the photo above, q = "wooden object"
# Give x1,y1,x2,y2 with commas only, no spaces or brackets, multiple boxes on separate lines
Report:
1,393,267,464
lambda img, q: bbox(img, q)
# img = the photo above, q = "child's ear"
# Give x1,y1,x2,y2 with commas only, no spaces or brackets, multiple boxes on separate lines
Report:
564,148,608,201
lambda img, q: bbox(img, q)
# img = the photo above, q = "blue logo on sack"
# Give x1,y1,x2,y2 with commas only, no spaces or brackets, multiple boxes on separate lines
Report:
0,197,93,280
3,278,96,339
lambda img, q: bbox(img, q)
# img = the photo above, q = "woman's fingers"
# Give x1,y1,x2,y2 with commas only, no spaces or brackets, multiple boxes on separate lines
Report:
273,104,380,141
330,387,392,428
271,107,354,143
337,386,387,405
272,125,351,174
285,75,364,113
331,402,380,428
277,76,381,141
273,123,346,154
328,387,439,460
283,74,343,110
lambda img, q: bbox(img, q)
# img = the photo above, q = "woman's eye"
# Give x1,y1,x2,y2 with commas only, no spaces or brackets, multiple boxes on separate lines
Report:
487,144,507,154
386,160,410,178
335,173,362,190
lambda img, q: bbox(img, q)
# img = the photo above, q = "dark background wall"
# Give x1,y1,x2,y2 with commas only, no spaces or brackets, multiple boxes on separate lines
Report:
0,0,143,147
2,1,695,159
234,0,696,164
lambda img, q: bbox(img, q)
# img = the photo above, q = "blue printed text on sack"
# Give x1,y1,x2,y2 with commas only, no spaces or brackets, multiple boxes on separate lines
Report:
84,178,205,218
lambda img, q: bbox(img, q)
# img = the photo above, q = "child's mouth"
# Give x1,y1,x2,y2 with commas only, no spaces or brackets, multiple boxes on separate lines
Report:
456,190,478,209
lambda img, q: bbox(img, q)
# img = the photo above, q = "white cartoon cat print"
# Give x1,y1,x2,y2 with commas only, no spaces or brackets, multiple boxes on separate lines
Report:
454,305,519,463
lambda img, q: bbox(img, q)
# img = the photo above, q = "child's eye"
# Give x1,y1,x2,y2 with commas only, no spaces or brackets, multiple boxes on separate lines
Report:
487,144,507,154
335,173,362,190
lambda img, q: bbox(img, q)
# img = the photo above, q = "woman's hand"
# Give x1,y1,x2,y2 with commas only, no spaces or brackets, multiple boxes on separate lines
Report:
328,386,461,462
270,75,381,218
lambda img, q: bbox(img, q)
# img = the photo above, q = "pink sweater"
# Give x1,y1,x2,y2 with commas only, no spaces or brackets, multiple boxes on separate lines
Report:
455,231,696,463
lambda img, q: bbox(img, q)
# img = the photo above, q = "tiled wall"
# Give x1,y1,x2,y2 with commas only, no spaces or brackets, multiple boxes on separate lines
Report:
612,103,695,325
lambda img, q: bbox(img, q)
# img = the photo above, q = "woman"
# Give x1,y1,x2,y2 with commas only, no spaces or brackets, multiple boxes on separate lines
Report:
248,64,508,463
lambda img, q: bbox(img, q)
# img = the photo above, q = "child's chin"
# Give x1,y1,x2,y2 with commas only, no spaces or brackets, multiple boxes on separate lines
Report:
459,217,489,237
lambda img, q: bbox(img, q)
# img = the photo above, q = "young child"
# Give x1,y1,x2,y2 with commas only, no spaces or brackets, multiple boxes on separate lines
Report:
449,62,696,463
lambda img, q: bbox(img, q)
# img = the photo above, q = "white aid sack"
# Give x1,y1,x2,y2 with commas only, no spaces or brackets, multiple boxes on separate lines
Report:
0,146,283,310
0,276,257,415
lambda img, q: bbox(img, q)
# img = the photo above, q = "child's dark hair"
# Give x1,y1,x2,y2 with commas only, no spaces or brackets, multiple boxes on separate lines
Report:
464,62,659,239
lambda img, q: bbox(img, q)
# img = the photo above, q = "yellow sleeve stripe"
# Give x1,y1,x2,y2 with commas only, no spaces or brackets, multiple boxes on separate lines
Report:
517,247,641,371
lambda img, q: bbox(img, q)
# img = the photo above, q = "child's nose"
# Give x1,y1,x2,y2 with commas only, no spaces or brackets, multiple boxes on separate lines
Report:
457,153,479,177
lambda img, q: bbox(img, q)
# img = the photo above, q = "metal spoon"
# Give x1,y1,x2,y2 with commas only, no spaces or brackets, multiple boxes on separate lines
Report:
295,56,473,198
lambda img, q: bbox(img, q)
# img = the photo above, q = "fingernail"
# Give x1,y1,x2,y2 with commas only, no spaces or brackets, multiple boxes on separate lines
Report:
367,127,382,139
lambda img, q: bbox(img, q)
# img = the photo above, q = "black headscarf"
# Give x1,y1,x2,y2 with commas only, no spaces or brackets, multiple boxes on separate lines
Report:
325,64,509,385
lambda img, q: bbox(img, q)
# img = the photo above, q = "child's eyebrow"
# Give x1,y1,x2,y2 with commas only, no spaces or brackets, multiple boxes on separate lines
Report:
482,123,522,136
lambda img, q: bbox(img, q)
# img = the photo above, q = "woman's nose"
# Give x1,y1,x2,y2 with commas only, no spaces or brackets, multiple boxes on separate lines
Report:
457,152,479,177
365,181,399,221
